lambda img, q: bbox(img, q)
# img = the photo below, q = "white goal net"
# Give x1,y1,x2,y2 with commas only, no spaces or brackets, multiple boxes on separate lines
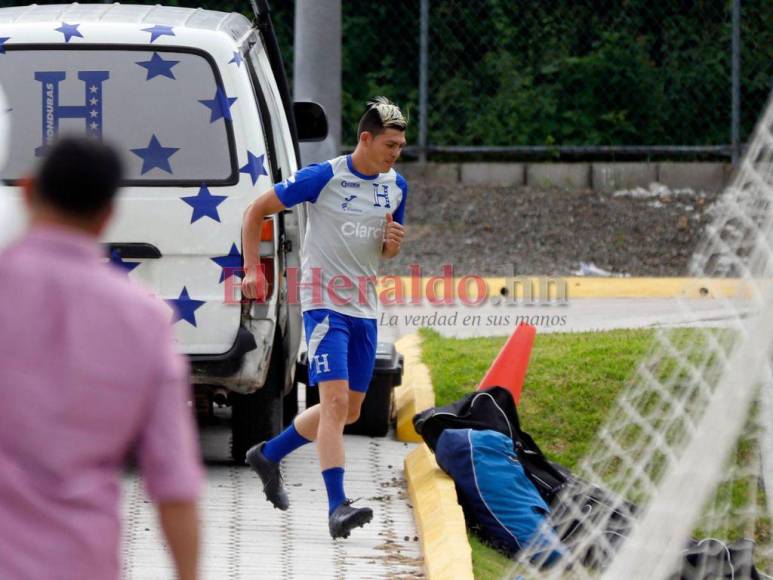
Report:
512,91,773,579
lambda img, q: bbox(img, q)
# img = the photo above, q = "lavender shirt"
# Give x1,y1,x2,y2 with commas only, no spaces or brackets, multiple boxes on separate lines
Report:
0,227,203,580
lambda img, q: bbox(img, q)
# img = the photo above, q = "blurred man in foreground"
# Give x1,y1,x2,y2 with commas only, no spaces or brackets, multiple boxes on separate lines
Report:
0,137,203,580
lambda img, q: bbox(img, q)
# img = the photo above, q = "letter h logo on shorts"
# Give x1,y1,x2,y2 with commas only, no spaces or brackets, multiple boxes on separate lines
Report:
371,183,391,209
312,353,330,374
34,70,110,156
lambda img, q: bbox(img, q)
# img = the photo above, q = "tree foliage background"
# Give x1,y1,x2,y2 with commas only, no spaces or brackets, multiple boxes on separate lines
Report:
1,0,770,149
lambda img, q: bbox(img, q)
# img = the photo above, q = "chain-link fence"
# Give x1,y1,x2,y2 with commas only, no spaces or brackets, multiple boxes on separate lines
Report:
280,0,769,162
415,0,772,161
2,0,769,161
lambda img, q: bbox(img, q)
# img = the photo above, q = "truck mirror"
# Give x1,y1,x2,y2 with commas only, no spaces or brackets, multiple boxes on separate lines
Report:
293,101,328,142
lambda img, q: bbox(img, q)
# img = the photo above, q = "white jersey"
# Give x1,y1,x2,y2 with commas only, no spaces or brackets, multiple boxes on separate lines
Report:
274,155,408,319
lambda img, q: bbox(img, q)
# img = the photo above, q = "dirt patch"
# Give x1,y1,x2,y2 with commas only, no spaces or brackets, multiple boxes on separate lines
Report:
384,182,721,277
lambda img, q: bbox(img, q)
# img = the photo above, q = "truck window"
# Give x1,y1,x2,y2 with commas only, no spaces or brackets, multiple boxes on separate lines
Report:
0,47,237,185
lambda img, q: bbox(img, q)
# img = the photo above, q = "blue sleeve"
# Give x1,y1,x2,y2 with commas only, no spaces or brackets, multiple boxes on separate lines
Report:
393,173,408,225
274,161,334,207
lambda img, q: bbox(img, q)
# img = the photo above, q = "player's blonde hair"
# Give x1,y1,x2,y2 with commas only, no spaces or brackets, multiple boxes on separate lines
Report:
367,96,407,129
358,96,407,138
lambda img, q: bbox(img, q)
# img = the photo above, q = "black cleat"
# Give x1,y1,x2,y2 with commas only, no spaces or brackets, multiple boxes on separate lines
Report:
245,442,289,511
328,499,373,539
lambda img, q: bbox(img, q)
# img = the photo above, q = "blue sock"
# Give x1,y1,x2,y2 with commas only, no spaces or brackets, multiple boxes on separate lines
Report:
322,467,346,514
262,423,311,463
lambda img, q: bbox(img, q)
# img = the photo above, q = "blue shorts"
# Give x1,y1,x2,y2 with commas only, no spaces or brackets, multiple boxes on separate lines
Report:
303,309,378,393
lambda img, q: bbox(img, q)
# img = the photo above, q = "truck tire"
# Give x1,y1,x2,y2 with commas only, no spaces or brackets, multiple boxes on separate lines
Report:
230,337,284,463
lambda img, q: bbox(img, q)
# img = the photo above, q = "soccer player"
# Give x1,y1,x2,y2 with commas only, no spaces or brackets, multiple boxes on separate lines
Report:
241,97,408,539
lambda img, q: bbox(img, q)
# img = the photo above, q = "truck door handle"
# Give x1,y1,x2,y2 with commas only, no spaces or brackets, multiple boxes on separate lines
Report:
106,243,162,259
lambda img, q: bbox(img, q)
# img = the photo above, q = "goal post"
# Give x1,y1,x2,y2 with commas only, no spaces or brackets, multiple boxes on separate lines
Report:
512,91,773,579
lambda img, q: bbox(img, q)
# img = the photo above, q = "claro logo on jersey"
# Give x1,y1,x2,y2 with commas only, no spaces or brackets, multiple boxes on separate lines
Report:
341,221,384,240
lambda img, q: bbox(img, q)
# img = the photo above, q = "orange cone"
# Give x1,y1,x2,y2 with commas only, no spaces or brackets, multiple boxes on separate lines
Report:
477,323,536,404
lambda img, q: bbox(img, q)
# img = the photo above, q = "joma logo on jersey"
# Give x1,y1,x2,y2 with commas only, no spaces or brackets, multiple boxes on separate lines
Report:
341,194,362,213
372,183,391,208
341,180,360,188
34,70,110,156
312,353,330,374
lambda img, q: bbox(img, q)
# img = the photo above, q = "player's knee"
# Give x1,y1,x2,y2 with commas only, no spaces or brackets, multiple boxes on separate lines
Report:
322,390,349,422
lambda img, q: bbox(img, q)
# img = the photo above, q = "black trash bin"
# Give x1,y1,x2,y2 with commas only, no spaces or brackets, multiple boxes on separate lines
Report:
301,342,403,437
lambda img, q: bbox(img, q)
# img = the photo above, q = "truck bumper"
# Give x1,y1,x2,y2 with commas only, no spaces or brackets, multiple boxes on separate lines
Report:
189,319,275,394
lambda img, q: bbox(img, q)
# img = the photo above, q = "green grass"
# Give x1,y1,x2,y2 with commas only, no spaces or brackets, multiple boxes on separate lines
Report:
420,327,655,469
469,533,513,580
419,327,658,578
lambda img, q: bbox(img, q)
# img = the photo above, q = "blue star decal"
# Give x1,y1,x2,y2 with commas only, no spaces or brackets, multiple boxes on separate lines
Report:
131,135,179,175
0,37,10,54
228,51,244,67
211,243,244,283
55,22,83,43
239,151,269,185
109,249,141,275
199,87,237,123
167,287,205,327
181,183,228,224
142,24,175,43
136,52,179,80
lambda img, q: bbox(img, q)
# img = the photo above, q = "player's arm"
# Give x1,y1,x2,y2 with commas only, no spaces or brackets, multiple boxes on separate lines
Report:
242,189,286,300
381,212,405,259
242,162,333,299
382,177,408,259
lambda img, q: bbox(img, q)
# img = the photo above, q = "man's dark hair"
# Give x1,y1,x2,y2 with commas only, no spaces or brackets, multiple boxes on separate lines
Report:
357,96,407,140
37,136,123,216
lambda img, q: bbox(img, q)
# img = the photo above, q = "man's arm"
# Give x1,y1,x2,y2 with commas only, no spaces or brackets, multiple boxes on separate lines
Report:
137,320,204,580
381,212,405,259
241,189,286,299
383,175,408,259
159,501,199,580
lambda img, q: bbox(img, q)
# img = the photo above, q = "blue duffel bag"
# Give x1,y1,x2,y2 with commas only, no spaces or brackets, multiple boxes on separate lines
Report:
436,428,568,564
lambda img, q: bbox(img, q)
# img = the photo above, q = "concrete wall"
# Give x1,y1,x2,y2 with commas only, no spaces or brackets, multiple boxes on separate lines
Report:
397,162,732,192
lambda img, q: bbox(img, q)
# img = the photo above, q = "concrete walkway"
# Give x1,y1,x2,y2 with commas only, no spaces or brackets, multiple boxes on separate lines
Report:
121,412,422,579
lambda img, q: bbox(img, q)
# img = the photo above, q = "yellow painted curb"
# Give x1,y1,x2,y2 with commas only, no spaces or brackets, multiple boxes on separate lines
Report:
394,334,435,443
556,277,746,299
376,276,747,300
396,333,474,580
406,444,474,580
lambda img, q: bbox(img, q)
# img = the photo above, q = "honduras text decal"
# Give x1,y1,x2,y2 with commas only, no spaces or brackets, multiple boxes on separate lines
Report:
35,70,109,155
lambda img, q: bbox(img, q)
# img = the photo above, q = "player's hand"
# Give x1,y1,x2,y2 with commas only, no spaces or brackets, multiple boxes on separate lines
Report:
383,212,405,257
242,263,267,301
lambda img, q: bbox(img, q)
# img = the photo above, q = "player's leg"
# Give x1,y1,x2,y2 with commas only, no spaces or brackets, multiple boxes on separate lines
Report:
308,315,369,538
324,316,379,538
317,377,350,500
312,315,353,512
319,377,374,539
247,310,345,510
